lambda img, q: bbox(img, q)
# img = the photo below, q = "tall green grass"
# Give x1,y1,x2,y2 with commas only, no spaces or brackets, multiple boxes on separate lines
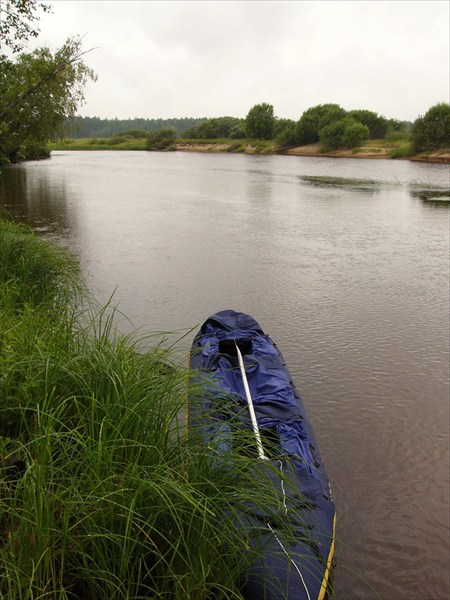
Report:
0,220,292,599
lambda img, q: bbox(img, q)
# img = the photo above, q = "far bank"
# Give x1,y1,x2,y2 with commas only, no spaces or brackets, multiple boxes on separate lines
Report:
47,138,450,164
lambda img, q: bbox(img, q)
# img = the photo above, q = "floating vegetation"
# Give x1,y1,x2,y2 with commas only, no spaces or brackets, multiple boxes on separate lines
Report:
410,189,450,203
299,175,379,192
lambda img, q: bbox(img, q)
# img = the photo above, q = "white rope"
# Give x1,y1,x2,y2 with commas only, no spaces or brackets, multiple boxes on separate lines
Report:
278,459,288,516
234,341,311,600
266,522,312,600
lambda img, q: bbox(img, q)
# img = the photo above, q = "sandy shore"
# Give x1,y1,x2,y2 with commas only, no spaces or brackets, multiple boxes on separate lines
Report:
175,141,450,163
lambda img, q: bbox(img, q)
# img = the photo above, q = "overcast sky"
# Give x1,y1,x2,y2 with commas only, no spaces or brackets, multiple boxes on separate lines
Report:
33,0,449,122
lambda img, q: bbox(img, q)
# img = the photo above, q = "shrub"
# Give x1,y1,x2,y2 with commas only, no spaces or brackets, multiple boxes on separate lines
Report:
229,123,247,139
320,118,369,150
145,127,177,151
245,103,275,140
411,103,450,153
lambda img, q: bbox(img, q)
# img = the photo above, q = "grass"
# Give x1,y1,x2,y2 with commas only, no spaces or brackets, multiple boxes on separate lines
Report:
49,137,147,151
49,137,278,155
0,220,302,599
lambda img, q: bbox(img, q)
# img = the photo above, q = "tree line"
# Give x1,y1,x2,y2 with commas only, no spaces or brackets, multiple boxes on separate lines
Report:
65,116,209,138
70,101,449,156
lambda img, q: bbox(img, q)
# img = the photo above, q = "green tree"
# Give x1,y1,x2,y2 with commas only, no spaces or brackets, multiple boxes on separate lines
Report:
348,109,388,139
145,127,177,151
0,37,96,163
0,0,51,54
245,103,275,140
182,116,242,139
295,103,347,144
342,121,370,148
320,118,369,150
229,123,247,139
295,111,319,145
274,119,297,149
273,118,295,137
411,103,450,153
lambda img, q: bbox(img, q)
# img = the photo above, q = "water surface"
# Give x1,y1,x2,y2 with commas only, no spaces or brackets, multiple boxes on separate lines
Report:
1,151,449,599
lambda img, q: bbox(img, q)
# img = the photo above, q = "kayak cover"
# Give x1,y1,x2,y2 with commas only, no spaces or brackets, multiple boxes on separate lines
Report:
189,310,336,600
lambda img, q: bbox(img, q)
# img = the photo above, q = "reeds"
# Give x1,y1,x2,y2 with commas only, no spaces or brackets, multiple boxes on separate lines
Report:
0,220,288,599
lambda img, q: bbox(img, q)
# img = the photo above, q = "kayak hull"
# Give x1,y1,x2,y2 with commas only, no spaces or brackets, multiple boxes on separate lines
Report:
189,310,336,600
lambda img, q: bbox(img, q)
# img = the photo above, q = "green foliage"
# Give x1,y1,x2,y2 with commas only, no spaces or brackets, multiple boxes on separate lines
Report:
117,128,148,138
0,37,96,164
182,117,242,139
347,109,388,139
295,104,347,144
245,103,275,140
50,137,148,151
342,121,370,148
0,0,51,55
275,124,298,149
320,118,369,150
0,220,82,313
273,118,295,137
228,123,247,139
66,116,208,139
295,112,318,145
411,103,450,153
145,127,177,151
388,144,414,158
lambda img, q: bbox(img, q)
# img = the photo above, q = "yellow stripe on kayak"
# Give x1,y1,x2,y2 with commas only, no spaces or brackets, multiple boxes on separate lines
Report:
317,513,336,600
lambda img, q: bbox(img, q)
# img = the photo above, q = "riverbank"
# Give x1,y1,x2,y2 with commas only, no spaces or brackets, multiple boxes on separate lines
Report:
0,219,295,599
48,137,450,163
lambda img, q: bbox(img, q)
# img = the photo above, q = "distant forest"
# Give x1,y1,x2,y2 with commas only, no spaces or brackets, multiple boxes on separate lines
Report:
65,116,209,138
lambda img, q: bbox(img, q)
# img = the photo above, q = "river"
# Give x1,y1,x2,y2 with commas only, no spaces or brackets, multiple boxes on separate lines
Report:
1,150,449,599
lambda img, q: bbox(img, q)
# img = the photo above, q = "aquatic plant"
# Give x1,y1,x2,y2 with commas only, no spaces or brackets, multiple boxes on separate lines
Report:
299,175,379,193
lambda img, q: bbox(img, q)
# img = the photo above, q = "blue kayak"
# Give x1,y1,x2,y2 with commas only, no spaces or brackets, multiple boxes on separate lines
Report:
189,310,336,600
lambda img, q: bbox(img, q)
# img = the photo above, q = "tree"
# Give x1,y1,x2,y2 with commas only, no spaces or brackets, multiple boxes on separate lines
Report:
182,116,242,139
348,109,388,139
295,111,319,145
411,103,450,153
273,118,296,138
0,0,51,54
145,127,177,151
229,123,247,139
342,121,369,148
0,37,97,163
245,103,275,140
295,104,347,144
319,118,369,150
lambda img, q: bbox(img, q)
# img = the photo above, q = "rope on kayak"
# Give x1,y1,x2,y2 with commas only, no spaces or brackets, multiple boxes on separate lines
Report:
278,459,288,516
234,341,311,600
266,522,312,600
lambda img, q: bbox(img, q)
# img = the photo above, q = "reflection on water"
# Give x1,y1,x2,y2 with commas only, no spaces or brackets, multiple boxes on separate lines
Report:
1,151,449,599
0,163,74,239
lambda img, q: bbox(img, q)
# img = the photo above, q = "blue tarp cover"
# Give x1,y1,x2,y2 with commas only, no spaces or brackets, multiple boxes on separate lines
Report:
189,310,336,600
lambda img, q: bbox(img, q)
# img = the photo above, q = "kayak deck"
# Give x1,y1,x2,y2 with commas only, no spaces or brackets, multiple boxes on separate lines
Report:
189,310,336,600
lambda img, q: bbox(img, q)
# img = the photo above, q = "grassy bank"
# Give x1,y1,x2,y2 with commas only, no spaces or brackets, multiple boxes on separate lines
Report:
0,220,298,599
48,137,449,163
48,137,277,155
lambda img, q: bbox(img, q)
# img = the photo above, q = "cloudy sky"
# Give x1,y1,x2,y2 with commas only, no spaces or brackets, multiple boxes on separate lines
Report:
33,0,449,122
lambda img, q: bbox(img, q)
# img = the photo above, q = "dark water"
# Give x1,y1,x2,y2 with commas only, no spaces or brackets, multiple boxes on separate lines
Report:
1,151,449,599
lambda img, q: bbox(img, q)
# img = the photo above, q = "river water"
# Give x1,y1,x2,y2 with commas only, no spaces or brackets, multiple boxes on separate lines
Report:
1,151,449,599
